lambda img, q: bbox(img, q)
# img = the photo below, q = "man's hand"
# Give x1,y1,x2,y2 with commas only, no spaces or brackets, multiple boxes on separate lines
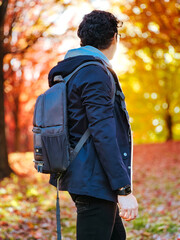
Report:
118,193,138,221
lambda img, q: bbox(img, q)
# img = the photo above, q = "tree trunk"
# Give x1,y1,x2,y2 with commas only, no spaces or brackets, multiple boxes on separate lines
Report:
14,96,21,151
165,112,173,141
165,96,173,141
0,0,12,179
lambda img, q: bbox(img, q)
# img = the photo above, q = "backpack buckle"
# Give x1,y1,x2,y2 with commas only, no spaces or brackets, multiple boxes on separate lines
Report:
33,160,44,172
37,162,44,173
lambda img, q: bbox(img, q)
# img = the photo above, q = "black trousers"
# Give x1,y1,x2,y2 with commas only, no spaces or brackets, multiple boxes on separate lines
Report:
70,194,126,240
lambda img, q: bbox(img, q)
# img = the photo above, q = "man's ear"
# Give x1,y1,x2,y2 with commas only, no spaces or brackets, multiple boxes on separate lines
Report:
112,33,117,44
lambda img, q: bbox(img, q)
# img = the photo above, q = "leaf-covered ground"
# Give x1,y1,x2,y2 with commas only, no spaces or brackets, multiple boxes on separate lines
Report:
0,141,180,240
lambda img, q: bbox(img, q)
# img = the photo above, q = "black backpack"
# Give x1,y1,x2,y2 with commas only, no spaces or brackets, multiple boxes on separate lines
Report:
32,60,112,240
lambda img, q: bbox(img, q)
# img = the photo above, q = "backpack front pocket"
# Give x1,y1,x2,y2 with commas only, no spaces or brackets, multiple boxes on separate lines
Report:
41,133,70,173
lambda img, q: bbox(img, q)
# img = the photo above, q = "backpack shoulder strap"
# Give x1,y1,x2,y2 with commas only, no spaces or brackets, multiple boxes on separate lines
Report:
72,128,91,160
64,60,115,161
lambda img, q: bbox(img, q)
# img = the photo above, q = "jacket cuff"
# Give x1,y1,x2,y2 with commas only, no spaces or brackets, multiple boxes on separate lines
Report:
110,174,131,191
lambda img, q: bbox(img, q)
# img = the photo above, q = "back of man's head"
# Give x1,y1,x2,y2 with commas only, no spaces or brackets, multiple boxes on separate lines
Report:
78,10,119,50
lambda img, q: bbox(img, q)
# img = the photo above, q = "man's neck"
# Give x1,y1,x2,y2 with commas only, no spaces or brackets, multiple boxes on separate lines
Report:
99,35,116,60
100,48,112,61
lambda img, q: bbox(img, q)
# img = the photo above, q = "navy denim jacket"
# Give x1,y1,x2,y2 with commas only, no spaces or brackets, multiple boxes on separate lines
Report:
49,55,132,203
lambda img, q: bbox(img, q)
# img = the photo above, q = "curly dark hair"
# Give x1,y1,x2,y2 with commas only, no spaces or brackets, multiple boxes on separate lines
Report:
77,10,120,50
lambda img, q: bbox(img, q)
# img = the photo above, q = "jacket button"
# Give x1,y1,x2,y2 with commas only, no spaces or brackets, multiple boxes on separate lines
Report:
123,152,127,157
128,166,131,169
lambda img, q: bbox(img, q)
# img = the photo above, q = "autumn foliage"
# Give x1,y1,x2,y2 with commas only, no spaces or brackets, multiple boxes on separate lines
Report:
0,141,179,239
1,0,179,156
0,0,180,238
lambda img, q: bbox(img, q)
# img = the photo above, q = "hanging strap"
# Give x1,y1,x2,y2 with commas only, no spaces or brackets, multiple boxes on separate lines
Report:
56,175,62,240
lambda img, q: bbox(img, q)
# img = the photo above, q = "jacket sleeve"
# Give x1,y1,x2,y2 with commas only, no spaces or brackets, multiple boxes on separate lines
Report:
77,65,131,190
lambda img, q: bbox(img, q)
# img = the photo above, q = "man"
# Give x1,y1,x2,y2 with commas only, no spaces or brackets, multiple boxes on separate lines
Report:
49,10,138,240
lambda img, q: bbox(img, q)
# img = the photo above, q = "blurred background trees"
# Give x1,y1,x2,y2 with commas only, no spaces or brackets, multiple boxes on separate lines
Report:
0,0,11,178
114,0,180,143
1,0,76,177
0,0,180,178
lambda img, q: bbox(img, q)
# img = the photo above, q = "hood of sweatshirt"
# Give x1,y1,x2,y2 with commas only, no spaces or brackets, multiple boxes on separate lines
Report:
48,46,111,87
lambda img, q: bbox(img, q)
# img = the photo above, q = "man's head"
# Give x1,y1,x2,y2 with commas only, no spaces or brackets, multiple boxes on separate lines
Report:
78,10,120,52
